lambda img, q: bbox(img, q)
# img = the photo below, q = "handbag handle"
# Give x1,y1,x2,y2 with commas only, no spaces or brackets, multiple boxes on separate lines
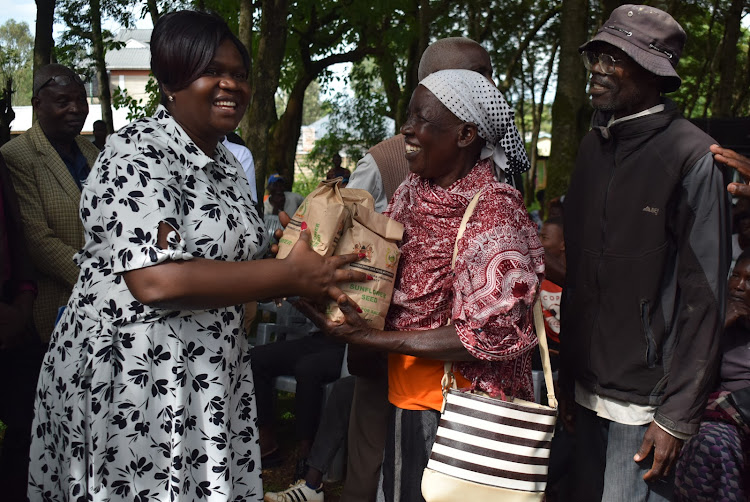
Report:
534,298,558,408
451,190,483,269
442,189,558,410
441,190,484,409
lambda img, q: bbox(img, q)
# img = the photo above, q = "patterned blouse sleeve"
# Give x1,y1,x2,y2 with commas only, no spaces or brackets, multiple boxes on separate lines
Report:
451,188,545,361
87,120,194,274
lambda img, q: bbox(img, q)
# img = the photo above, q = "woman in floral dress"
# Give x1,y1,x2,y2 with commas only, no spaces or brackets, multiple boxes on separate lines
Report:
27,11,366,502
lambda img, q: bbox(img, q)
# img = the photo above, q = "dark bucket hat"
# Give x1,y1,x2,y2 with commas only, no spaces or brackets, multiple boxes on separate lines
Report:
579,4,686,93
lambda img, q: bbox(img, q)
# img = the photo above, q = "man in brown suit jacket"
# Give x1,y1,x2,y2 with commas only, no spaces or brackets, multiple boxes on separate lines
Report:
1,64,100,340
0,151,44,500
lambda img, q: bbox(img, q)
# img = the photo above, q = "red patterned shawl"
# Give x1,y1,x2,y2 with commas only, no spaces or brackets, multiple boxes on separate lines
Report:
385,160,545,400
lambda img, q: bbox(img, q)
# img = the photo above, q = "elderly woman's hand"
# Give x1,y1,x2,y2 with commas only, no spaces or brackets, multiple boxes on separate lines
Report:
285,228,370,306
293,295,374,343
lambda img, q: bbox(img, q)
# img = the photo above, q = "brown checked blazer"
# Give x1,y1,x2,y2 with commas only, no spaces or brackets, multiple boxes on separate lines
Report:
1,122,100,341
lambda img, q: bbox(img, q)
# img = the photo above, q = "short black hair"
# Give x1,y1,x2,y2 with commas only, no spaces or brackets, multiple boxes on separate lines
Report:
736,249,750,268
543,216,564,230
327,167,351,180
150,10,250,103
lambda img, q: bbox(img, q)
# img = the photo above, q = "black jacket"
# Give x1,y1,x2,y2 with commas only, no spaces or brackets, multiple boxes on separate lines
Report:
561,101,730,435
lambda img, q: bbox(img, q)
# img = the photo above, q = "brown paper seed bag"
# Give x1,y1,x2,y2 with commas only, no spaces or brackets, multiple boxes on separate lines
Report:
340,186,375,231
276,179,348,259
326,203,404,329
340,187,375,212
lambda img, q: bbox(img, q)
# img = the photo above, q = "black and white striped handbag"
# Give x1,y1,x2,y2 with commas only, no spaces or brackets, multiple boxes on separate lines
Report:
421,300,557,501
421,190,558,501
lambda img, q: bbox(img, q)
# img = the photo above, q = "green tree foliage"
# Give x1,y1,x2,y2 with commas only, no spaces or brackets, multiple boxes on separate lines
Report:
31,0,747,199
236,0,403,187
546,0,590,203
306,59,392,177
669,0,750,118
56,0,135,132
112,74,160,120
302,80,332,126
0,20,34,106
34,0,56,79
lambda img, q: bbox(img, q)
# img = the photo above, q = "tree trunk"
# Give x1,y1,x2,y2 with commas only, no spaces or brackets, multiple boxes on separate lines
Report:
377,47,403,124
269,75,313,181
34,0,56,82
238,0,253,79
546,0,589,202
712,0,743,118
682,1,720,117
242,0,288,195
268,41,374,181
394,0,431,129
90,0,113,133
146,0,160,26
526,44,558,207
465,0,493,43
498,5,561,94
520,64,533,206
397,36,421,130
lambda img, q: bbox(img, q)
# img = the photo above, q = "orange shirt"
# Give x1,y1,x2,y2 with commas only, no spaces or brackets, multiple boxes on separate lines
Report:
388,353,471,411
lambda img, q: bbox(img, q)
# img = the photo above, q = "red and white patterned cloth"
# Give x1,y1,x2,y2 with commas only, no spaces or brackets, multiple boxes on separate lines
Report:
386,159,544,401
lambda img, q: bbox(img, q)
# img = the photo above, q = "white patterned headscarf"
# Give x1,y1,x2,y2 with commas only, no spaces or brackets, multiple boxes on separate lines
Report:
419,69,530,182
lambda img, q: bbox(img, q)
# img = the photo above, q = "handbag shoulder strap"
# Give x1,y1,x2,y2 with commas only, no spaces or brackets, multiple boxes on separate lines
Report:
442,301,557,410
442,188,558,410
441,190,483,410
534,299,558,409
451,190,483,269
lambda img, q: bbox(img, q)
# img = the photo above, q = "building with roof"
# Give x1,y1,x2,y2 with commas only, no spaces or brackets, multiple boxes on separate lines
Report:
106,29,152,105
8,29,151,137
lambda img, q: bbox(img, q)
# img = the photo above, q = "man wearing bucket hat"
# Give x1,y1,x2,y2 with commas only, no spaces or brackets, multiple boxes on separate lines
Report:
560,5,730,501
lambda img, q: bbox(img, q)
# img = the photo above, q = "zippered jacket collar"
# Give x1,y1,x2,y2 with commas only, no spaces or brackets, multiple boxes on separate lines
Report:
591,98,680,140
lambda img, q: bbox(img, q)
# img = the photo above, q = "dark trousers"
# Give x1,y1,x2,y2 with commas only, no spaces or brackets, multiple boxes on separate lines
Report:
382,406,440,502
307,375,355,474
0,341,45,502
251,334,345,441
340,375,390,502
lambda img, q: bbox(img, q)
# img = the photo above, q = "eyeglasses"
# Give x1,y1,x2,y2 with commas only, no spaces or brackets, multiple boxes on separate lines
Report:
581,51,622,75
35,74,85,96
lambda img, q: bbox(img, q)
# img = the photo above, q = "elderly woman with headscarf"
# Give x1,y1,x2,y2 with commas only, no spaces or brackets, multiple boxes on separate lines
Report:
300,69,544,502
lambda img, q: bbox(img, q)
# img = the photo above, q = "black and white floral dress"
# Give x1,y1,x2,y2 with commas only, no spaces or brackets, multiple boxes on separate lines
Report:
28,106,266,501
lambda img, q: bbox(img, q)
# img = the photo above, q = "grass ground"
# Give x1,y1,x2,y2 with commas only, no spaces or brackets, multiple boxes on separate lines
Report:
261,392,343,501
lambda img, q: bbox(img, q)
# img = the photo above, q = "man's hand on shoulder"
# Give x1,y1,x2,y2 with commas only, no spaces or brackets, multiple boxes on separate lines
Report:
633,421,683,482
712,144,750,198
